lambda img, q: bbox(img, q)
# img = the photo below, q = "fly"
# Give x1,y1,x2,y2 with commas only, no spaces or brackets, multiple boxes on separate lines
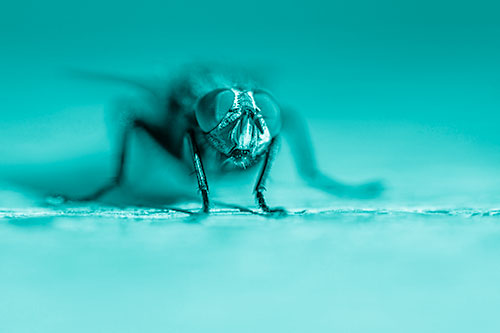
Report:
68,65,383,215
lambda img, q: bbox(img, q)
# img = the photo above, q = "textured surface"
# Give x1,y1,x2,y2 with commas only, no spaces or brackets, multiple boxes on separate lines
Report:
2,203,500,332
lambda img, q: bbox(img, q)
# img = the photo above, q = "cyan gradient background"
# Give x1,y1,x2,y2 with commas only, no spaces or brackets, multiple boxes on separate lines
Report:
2,0,500,202
1,1,500,332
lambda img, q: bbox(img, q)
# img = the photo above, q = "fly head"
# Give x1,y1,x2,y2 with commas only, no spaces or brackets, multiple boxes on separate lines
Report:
195,88,281,168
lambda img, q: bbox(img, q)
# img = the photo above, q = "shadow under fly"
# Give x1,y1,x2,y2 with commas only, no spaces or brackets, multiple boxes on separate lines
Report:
63,64,384,216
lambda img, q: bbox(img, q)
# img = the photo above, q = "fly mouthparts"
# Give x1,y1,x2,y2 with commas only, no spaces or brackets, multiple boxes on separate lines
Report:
230,149,251,158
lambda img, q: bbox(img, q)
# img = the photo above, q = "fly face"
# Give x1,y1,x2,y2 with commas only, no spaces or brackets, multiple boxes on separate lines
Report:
195,88,281,168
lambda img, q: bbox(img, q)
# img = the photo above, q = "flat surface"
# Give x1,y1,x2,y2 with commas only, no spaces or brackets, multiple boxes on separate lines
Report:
2,171,500,333
2,203,500,333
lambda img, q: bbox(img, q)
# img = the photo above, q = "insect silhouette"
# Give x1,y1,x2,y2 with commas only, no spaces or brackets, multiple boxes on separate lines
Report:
69,65,383,215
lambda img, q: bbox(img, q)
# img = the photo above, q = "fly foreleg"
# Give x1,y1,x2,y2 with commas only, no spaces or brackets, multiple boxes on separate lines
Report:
254,137,286,215
187,130,210,213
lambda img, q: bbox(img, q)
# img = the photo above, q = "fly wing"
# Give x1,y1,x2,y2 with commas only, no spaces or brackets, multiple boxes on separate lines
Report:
65,68,167,101
280,106,384,199
65,68,175,140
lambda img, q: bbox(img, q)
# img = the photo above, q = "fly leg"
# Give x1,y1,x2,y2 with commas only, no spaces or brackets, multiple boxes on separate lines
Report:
73,122,132,201
186,130,210,213
254,137,287,215
281,107,383,199
75,118,170,202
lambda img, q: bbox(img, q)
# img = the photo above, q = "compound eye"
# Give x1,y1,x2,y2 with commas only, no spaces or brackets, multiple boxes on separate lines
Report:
254,92,281,136
195,89,235,132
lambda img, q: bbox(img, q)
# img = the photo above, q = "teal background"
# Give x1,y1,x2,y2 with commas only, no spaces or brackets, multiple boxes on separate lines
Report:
2,0,500,199
2,1,500,332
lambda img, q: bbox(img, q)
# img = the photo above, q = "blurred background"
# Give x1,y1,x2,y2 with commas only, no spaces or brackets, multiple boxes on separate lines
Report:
1,1,500,332
1,0,500,206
